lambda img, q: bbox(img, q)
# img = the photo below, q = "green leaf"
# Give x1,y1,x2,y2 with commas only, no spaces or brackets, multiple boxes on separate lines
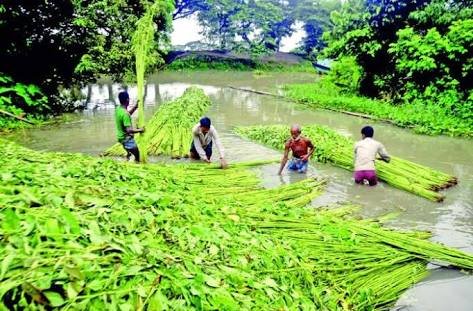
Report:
148,290,169,310
65,266,84,281
204,275,220,288
61,208,80,234
87,279,103,291
2,208,20,232
66,281,84,299
0,254,15,279
44,291,65,307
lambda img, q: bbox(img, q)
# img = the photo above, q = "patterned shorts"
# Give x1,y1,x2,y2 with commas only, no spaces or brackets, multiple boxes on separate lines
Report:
122,137,137,150
288,158,309,173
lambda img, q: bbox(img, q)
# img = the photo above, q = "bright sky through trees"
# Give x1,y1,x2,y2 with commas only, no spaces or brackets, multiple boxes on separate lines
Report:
171,15,305,52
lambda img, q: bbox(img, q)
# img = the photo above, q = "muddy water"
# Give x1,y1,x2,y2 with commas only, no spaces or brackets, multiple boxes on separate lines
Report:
7,72,473,310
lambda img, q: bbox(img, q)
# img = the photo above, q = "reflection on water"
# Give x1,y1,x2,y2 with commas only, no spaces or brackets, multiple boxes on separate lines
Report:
6,71,473,310
395,268,473,311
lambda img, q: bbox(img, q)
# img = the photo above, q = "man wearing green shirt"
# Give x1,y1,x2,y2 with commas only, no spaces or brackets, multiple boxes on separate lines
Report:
115,91,144,162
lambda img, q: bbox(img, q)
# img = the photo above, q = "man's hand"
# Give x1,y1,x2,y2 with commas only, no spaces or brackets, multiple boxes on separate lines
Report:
220,158,228,169
301,154,309,161
376,156,389,163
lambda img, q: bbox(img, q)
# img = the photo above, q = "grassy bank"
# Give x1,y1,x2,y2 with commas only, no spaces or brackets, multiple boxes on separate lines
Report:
2,139,473,309
0,117,34,132
284,82,473,137
165,56,316,73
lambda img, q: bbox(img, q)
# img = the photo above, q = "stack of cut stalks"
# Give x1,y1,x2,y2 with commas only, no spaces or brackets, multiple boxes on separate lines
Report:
235,125,457,201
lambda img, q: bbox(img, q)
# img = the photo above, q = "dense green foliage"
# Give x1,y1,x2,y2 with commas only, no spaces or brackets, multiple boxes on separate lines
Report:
236,124,457,201
0,1,88,100
325,56,362,93
285,82,473,137
0,0,174,121
2,139,473,309
323,0,473,121
0,74,48,131
74,0,174,82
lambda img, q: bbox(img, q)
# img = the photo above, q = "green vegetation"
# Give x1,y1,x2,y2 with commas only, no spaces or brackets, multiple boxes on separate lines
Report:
0,1,175,121
132,1,174,162
2,139,473,309
0,0,339,122
322,0,472,130
284,81,473,137
166,56,316,73
104,87,211,158
235,124,457,202
0,74,48,131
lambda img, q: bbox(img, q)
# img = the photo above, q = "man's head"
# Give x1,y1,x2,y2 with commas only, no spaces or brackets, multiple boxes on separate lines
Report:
361,126,374,138
200,117,211,134
291,124,302,139
290,124,301,140
118,91,130,107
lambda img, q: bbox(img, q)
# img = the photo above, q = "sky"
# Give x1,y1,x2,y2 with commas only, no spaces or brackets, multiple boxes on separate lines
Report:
171,15,305,52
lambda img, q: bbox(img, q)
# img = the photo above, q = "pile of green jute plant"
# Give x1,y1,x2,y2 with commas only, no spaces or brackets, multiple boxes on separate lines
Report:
104,87,211,158
1,139,472,310
235,125,457,202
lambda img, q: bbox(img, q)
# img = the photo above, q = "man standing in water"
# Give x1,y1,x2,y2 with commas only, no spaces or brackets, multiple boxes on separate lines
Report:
115,91,144,162
278,124,315,175
354,126,390,186
189,117,228,168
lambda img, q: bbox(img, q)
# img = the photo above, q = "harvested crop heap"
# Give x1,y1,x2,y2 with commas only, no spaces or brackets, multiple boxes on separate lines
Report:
1,140,472,310
235,125,457,202
104,87,211,158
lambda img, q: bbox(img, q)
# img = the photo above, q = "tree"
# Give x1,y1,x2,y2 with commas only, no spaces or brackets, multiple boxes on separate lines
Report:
73,0,174,82
0,0,88,110
295,0,342,56
197,0,296,54
197,0,241,50
173,0,209,20
0,0,174,115
323,0,472,120
323,0,432,97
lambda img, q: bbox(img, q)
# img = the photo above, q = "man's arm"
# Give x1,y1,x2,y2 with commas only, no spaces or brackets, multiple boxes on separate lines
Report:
377,143,391,163
122,112,144,135
353,143,358,168
211,128,227,168
278,144,290,175
301,139,315,161
211,128,225,159
126,126,144,135
127,100,139,115
193,136,209,162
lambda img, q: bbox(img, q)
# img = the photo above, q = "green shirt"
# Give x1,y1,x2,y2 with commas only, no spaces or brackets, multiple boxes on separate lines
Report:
115,106,132,143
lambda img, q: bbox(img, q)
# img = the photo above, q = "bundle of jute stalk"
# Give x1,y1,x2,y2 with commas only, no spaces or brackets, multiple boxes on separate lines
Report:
2,139,473,310
249,207,473,309
235,125,457,202
104,87,211,158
